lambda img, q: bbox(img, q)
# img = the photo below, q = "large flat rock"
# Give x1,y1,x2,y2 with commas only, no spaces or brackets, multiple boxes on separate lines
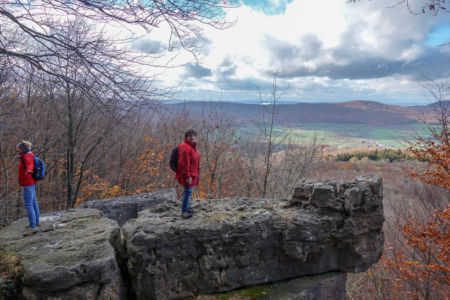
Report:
79,189,177,226
116,177,384,299
0,209,123,299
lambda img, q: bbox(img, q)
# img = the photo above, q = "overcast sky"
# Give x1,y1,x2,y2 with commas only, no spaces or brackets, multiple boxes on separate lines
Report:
135,0,450,105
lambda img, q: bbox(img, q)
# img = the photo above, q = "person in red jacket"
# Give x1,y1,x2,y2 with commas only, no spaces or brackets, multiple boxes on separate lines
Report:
17,140,40,236
176,129,200,219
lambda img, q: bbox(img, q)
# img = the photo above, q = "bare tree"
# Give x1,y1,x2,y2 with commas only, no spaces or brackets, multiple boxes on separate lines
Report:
198,100,239,198
0,1,239,96
419,77,449,142
271,137,324,198
0,1,239,56
0,0,241,211
16,18,151,208
390,0,448,15
0,65,24,226
258,74,289,197
236,74,325,199
348,0,448,15
238,132,264,197
408,77,449,190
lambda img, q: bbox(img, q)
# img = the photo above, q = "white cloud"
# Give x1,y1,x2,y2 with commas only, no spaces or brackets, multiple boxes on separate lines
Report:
10,0,447,104
151,0,450,104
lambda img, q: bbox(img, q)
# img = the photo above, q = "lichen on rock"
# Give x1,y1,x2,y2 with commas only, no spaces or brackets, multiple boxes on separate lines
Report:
115,177,384,299
0,208,123,299
0,177,384,300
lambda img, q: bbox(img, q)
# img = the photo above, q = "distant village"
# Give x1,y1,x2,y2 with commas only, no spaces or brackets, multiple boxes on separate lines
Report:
336,140,395,151
360,140,394,149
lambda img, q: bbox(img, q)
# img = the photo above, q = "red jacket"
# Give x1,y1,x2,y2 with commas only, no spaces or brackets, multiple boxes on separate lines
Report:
175,140,200,187
18,152,37,186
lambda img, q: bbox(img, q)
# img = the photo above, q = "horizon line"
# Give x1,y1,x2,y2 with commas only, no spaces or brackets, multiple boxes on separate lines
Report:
164,99,435,107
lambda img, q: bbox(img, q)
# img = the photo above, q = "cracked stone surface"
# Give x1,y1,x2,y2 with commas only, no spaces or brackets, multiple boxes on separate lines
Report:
115,177,384,299
0,209,123,300
0,177,384,299
79,189,177,226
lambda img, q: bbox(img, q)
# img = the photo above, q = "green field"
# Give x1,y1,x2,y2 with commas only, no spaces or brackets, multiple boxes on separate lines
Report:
239,122,433,151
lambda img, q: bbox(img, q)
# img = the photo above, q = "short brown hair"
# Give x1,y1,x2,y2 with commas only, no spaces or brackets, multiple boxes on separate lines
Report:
185,129,197,139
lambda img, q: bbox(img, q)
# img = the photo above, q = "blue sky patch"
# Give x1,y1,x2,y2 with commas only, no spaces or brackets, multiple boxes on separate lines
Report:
426,24,450,45
243,0,294,15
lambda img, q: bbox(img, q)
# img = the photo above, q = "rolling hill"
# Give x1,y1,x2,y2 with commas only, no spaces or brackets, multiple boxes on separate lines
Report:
166,100,431,126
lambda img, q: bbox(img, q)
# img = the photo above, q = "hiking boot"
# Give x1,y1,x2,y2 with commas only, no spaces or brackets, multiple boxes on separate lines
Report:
181,212,193,219
187,208,196,215
23,226,38,237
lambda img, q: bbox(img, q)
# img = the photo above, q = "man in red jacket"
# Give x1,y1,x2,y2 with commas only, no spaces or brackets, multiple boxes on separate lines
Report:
17,140,40,236
176,129,200,219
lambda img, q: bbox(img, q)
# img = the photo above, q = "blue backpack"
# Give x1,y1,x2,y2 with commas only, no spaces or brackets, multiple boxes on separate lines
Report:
22,154,46,181
32,156,46,181
169,146,178,172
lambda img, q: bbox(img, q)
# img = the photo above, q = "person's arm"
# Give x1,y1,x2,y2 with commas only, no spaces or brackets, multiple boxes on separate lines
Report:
23,154,34,174
178,146,191,182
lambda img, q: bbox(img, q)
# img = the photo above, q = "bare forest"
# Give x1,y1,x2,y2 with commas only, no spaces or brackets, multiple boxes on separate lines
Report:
0,71,324,227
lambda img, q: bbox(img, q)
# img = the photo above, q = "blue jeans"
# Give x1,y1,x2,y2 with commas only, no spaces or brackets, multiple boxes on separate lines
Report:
23,185,39,228
182,186,193,213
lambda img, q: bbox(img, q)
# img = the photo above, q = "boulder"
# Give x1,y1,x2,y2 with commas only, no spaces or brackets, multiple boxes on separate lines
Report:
116,177,384,299
79,189,177,225
0,209,123,300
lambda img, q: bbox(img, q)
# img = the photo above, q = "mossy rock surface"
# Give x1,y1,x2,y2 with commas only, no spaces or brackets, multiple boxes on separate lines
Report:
194,272,347,300
118,177,383,299
0,209,123,299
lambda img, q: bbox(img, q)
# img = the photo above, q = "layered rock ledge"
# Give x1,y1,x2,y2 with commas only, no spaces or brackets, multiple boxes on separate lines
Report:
116,177,384,299
0,177,384,299
0,209,122,299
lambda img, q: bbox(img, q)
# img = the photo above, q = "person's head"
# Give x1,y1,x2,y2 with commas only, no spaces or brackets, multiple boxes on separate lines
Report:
17,140,32,153
184,129,197,143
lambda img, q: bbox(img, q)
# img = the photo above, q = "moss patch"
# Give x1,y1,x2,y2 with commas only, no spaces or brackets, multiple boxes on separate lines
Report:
206,213,230,223
278,212,293,222
214,285,270,300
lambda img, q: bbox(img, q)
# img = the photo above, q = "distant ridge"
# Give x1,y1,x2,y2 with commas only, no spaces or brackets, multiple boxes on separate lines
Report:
167,100,429,126
425,100,450,108
407,101,449,108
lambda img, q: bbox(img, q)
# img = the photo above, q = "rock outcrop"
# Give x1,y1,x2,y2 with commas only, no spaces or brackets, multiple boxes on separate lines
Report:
195,271,347,300
116,177,384,299
0,177,384,300
0,209,122,299
193,272,347,300
79,189,176,226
